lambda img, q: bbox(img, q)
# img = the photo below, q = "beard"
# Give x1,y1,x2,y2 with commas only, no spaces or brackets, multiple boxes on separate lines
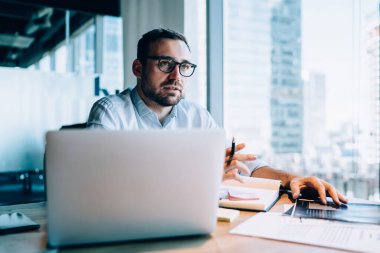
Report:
140,77,184,106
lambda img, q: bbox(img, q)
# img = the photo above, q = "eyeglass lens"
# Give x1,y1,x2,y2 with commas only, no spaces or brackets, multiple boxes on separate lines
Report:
157,59,195,77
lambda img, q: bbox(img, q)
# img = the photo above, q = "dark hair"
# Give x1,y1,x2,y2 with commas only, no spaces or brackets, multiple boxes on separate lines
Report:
137,28,190,63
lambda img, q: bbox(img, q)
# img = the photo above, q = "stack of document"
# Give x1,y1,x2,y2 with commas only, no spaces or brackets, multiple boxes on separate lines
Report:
231,206,380,253
219,177,281,211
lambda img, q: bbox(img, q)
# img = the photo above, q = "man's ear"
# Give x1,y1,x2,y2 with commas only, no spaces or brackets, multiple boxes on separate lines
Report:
132,59,143,79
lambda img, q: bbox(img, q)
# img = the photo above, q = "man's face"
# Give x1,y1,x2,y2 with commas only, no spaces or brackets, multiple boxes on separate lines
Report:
140,39,192,106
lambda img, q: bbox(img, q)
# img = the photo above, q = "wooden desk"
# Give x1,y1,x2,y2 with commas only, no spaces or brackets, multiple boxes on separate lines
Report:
0,195,347,253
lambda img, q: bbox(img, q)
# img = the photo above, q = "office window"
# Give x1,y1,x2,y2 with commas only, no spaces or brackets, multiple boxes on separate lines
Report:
33,16,123,93
223,0,379,200
37,54,51,72
102,16,124,92
73,24,96,74
54,45,68,73
185,0,207,107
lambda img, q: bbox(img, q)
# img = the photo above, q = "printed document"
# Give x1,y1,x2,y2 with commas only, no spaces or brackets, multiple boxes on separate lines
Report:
292,199,380,225
230,212,380,253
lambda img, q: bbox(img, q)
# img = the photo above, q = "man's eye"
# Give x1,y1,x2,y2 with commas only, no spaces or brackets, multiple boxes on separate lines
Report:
159,60,170,67
180,63,191,70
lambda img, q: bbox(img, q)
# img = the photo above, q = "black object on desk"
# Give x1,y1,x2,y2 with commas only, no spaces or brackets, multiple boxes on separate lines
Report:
0,212,40,234
292,199,380,225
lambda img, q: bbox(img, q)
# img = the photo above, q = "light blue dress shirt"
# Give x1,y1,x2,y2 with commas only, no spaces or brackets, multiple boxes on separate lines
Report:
87,86,268,174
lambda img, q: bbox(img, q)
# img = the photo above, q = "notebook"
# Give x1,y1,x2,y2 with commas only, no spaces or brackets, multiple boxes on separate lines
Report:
219,176,281,211
45,129,225,247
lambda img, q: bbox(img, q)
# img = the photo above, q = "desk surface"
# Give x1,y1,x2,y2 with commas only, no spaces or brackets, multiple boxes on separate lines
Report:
0,195,347,253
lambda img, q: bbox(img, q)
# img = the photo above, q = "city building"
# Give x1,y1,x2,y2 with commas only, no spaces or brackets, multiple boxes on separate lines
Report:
270,0,303,154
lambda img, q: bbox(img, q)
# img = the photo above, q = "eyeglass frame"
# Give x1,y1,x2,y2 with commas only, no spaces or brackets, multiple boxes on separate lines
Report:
144,56,197,77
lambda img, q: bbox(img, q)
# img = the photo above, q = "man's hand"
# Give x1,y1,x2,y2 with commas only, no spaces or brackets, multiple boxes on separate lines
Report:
223,143,256,182
289,176,348,205
252,166,348,205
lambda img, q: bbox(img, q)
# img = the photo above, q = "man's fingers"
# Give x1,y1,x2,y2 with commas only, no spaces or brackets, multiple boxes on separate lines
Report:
304,177,326,204
224,168,238,176
223,169,244,183
290,180,301,199
290,176,326,203
225,143,246,156
224,154,256,163
234,153,256,162
235,143,246,152
337,192,348,204
231,174,245,183
316,184,327,205
326,185,348,204
324,183,341,205
225,160,250,175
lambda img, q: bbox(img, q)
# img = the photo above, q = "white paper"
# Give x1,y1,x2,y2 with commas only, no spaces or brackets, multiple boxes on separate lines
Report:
217,208,240,222
283,204,294,213
230,212,380,253
223,176,281,190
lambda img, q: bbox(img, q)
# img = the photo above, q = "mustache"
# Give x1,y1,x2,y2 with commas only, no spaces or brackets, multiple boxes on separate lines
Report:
166,79,182,85
162,79,183,89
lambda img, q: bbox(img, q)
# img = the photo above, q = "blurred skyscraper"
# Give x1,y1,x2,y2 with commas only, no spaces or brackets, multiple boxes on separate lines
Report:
224,0,302,155
303,71,327,151
270,0,303,153
365,3,379,169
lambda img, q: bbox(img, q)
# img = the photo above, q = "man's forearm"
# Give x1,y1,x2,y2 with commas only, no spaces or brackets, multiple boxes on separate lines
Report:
251,166,298,189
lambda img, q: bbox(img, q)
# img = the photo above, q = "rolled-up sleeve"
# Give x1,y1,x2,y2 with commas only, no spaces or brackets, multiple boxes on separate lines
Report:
241,159,269,176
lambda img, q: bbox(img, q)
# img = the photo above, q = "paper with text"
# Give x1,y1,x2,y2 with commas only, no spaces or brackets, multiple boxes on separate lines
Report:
230,212,380,253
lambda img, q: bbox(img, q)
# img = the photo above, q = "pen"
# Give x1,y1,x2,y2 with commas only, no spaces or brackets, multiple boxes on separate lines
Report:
226,137,235,167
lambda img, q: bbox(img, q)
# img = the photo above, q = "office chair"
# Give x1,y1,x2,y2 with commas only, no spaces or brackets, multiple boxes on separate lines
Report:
59,122,87,130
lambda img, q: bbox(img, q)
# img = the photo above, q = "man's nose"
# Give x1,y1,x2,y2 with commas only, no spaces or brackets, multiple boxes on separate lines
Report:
168,64,181,80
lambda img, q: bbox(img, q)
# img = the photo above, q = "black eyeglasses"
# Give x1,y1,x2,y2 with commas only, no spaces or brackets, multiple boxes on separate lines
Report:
146,56,197,77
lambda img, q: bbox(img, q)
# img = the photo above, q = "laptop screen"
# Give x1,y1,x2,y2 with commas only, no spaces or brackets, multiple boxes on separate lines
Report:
45,129,225,247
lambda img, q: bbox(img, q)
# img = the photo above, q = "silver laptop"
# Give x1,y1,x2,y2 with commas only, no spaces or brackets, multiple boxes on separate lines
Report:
45,129,225,247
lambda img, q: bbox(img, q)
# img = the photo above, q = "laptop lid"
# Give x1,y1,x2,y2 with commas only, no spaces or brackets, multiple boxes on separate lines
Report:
45,129,225,247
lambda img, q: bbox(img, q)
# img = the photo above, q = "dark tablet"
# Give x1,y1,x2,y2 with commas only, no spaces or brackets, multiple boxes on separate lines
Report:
0,212,40,234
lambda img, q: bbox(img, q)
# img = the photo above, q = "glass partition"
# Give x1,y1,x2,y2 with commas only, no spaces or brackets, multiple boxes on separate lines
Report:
0,67,97,172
